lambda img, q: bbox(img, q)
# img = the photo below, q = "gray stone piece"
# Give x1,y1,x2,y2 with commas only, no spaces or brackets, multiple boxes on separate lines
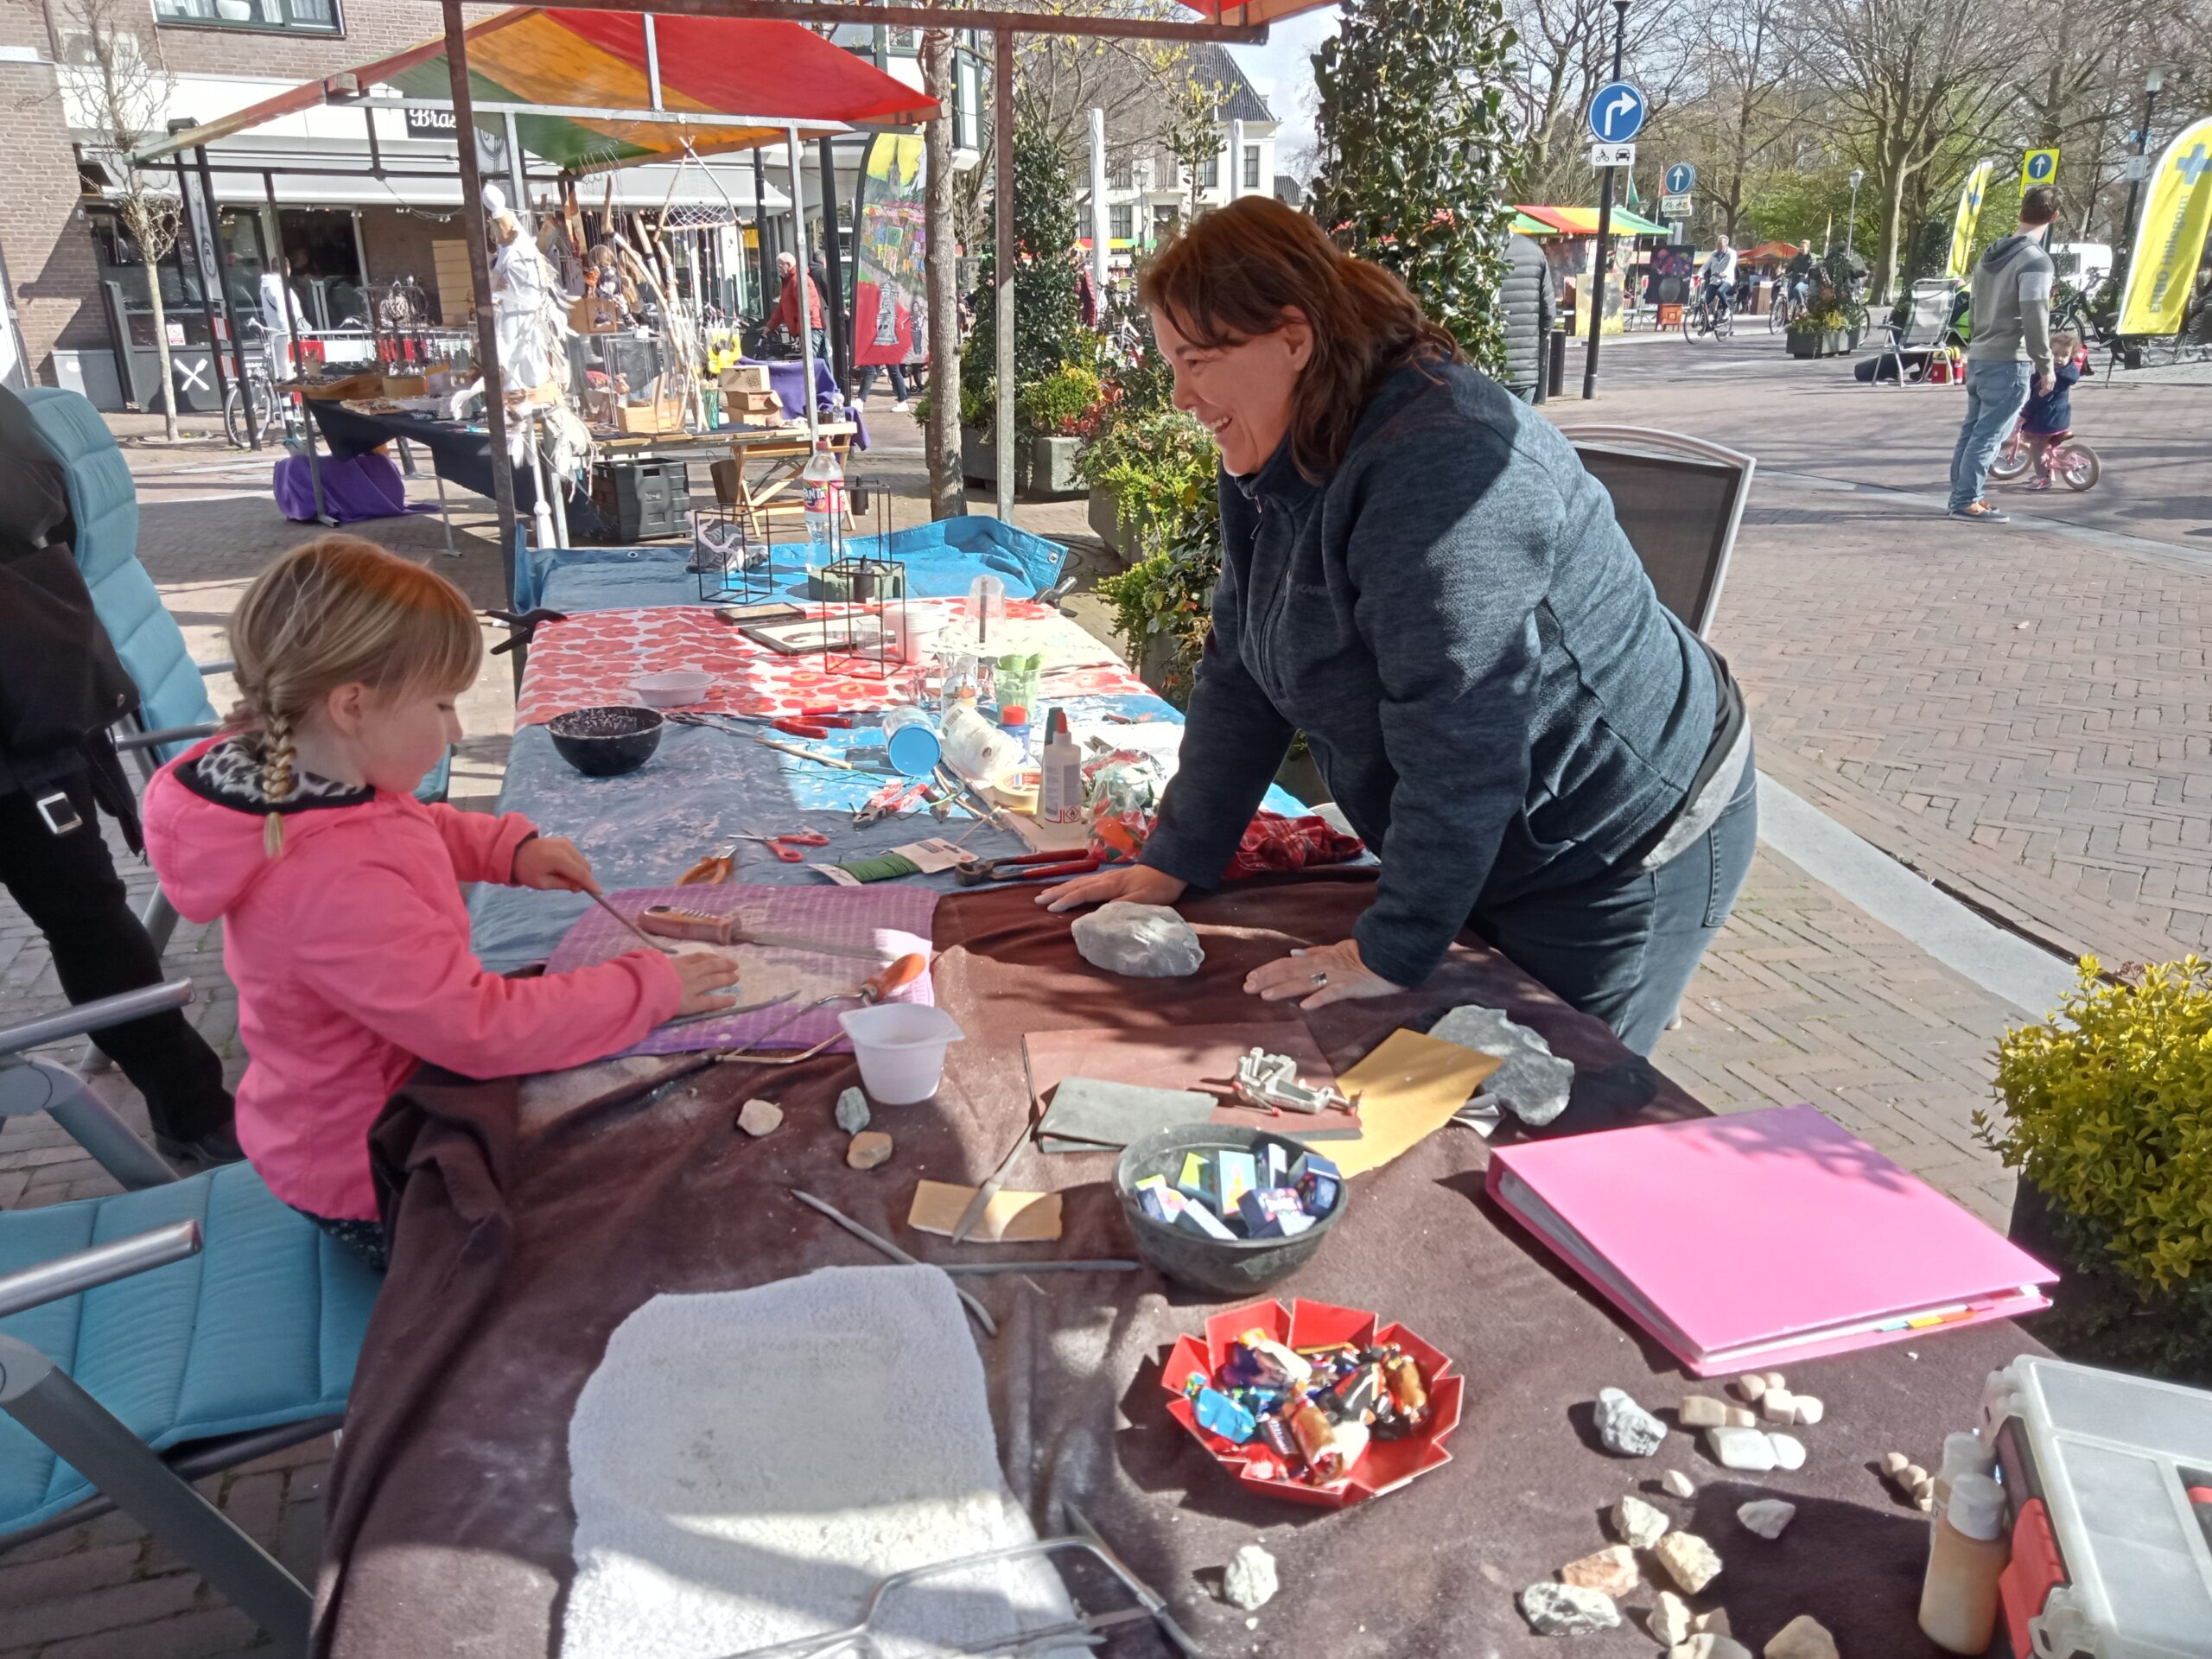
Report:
835,1087,872,1134
1595,1387,1669,1457
1519,1582,1622,1637
1432,1004,1576,1127
1071,901,1204,978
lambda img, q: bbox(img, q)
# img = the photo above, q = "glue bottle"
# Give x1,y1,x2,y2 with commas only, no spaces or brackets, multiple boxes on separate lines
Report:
1917,1471,2010,1654
1039,708,1083,824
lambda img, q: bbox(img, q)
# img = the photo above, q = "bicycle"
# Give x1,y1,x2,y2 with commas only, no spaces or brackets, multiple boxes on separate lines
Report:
1987,419,2100,491
1767,283,1808,332
223,322,289,450
1681,283,1735,342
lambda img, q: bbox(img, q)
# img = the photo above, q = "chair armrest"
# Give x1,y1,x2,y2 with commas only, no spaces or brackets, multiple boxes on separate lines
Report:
194,660,237,677
113,723,219,754
0,1219,202,1320
0,981,193,1059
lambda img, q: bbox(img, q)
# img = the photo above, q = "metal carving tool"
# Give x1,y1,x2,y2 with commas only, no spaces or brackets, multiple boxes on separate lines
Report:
584,887,678,955
788,1188,996,1337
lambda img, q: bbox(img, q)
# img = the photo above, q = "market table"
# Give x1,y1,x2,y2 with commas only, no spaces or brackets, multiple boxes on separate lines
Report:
321,868,2039,1658
303,397,568,521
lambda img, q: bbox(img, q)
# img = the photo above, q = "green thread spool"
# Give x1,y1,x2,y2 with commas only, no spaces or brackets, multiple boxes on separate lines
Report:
836,851,923,883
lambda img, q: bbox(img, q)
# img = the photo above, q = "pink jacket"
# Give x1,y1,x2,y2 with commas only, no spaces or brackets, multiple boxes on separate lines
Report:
143,740,682,1220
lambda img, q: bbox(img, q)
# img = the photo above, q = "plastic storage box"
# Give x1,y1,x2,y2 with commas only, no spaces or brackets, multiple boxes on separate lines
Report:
589,459,690,541
1979,1355,2212,1659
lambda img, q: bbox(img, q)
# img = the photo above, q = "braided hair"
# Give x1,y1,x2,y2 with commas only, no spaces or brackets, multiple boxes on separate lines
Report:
225,536,480,857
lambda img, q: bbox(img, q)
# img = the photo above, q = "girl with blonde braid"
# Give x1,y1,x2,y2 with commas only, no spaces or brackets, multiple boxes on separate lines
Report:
143,537,738,1267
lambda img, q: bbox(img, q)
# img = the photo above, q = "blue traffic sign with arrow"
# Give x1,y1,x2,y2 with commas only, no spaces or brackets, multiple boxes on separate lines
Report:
1664,162,1695,195
1587,81,1648,144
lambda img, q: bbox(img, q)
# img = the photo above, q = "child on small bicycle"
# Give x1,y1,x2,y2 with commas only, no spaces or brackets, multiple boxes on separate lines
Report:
2018,328,2086,491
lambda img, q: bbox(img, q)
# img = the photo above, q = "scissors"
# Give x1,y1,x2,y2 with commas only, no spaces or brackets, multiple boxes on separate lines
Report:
738,827,832,864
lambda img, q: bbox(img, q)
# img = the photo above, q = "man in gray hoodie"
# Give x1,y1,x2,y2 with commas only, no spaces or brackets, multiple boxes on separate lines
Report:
1948,186,2058,522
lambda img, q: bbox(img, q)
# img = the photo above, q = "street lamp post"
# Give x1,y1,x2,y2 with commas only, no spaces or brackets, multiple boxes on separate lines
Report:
1580,0,1630,400
1844,168,1863,258
2119,68,2164,270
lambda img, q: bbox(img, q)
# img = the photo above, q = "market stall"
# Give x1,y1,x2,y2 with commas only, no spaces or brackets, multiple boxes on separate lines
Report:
1516,204,1672,335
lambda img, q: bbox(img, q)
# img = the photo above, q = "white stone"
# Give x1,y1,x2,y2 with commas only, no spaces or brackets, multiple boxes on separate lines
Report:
1519,1582,1621,1637
1726,1406,1760,1428
1764,1613,1840,1659
1595,1387,1669,1456
1695,1610,1734,1637
1671,1638,1754,1659
1559,1544,1639,1598
1222,1543,1278,1611
834,1087,871,1134
1900,1463,1929,1491
1763,1371,1788,1391
1735,1373,1768,1402
1648,1590,1693,1647
1662,1468,1698,1499
1769,1432,1808,1471
1880,1451,1912,1478
1612,1492,1670,1549
1680,1395,1731,1428
1792,1395,1825,1426
846,1130,893,1170
1738,1498,1798,1539
1653,1529,1723,1594
1706,1425,1778,1471
1761,1389,1799,1424
1071,902,1204,977
736,1098,782,1136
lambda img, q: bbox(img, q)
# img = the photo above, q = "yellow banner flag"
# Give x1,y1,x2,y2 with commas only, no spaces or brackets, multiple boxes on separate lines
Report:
1946,161,1995,280
2119,118,2212,338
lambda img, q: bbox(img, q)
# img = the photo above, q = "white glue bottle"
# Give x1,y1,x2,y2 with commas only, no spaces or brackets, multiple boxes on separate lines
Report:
1039,709,1083,824
1917,1470,2010,1654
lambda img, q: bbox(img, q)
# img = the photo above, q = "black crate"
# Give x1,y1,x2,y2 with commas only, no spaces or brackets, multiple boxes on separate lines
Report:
588,460,691,541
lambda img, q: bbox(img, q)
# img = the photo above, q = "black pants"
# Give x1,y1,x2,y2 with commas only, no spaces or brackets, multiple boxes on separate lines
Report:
0,771,233,1143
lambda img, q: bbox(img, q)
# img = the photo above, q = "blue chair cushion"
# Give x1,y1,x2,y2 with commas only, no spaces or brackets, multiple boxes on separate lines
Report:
0,1162,380,1536
20,388,219,760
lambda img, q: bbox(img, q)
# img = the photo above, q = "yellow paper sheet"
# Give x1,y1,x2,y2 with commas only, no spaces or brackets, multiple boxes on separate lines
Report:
906,1179,1065,1243
1329,1029,1501,1179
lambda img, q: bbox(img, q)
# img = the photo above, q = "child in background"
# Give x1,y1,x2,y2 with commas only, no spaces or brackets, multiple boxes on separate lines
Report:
2018,327,2086,491
143,537,738,1268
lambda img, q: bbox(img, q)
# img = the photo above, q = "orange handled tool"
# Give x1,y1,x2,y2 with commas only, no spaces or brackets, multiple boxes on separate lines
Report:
677,838,744,886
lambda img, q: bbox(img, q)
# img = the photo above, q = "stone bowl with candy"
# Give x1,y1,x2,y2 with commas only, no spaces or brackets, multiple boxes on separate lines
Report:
1115,1125,1345,1296
1161,1297,1464,1510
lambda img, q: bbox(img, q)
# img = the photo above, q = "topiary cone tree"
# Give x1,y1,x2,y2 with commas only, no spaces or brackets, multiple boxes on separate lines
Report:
1306,0,1520,378
964,115,1090,435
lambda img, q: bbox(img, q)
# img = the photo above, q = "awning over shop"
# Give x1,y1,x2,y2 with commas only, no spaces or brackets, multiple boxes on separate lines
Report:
136,8,937,172
1173,0,1341,22
1740,240,1805,263
1515,204,1673,238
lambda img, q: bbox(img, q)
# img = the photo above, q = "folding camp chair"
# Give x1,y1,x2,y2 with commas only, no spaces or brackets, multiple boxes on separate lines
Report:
1559,426,1756,638
1868,279,1967,386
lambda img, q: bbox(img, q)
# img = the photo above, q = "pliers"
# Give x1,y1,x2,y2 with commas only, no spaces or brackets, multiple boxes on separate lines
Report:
953,850,1103,886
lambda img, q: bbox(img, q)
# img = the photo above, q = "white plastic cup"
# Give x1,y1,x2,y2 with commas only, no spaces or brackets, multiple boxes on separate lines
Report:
838,1003,964,1104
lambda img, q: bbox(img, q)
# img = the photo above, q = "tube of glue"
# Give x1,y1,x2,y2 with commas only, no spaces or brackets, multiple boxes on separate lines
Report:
1038,708,1084,824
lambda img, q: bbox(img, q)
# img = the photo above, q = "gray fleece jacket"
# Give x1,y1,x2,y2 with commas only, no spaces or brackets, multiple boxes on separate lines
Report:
1137,359,1720,988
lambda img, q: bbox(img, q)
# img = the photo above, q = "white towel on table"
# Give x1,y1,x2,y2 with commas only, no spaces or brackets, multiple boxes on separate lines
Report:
561,1265,1075,1659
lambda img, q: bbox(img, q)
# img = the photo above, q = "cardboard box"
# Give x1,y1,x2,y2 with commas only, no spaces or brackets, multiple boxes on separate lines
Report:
380,374,429,398
616,401,684,435
569,295,623,334
719,363,771,395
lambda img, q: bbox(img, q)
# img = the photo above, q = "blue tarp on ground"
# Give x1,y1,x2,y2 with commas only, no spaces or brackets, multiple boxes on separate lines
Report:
518,517,1068,614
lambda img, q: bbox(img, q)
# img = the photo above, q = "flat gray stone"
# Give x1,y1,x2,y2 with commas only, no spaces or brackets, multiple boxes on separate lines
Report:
1519,1582,1621,1637
835,1087,871,1134
1071,902,1204,978
1595,1387,1668,1457
1705,1425,1778,1471
1433,1004,1576,1126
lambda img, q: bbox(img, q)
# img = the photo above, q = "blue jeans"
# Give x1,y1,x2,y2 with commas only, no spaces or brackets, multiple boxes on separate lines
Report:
1470,757,1759,1055
1949,360,2032,511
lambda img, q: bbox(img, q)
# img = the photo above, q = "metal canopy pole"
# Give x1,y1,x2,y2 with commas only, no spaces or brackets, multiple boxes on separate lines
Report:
442,0,519,590
504,108,562,553
787,125,819,447
1581,0,1629,400
993,27,1013,525
818,134,850,394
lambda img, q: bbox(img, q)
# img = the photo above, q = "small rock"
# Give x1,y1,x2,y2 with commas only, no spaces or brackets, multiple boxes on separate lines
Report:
1695,1610,1734,1637
1706,1425,1778,1472
1900,1463,1930,1491
1726,1406,1760,1429
1792,1395,1825,1427
1761,1389,1799,1424
1222,1543,1278,1611
1560,1545,1638,1598
1071,901,1204,977
1595,1387,1669,1457
1735,1373,1768,1403
1671,1638,1754,1659
1653,1529,1723,1594
834,1087,871,1135
1769,1432,1808,1471
1916,1492,1936,1512
1518,1582,1621,1637
1765,1613,1840,1659
1662,1468,1699,1499
736,1098,783,1136
1648,1590,1693,1646
1763,1371,1787,1391
846,1130,894,1170
1680,1395,1731,1428
1738,1498,1798,1539
1612,1492,1670,1548
1880,1451,1912,1478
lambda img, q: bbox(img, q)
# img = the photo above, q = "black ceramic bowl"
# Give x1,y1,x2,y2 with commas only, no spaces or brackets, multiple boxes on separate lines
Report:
1115,1123,1346,1296
548,705,664,777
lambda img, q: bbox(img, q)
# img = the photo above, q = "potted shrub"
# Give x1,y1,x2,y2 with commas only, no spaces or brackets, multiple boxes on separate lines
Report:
1095,482,1221,706
1786,298,1852,358
1979,957,2212,1384
1018,362,1103,500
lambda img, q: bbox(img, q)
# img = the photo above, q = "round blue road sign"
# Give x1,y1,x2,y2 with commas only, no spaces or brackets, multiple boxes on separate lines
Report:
1586,81,1647,145
1665,162,1696,195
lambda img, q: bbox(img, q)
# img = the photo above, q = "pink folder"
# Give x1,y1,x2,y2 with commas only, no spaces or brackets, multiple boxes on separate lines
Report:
1487,1103,2056,1376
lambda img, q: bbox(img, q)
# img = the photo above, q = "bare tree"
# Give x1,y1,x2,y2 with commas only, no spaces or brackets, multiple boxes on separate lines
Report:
921,27,965,519
1014,0,1192,168
1506,0,1694,203
56,0,182,439
1685,0,1796,239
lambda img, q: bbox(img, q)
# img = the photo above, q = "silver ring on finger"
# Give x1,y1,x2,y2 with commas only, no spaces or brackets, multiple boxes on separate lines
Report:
1311,971,1328,987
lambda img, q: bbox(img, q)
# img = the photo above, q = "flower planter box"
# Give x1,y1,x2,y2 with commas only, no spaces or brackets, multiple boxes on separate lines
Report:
1826,329,1853,357
1785,331,1821,359
961,424,1032,493
1088,486,1156,559
1027,435,1084,501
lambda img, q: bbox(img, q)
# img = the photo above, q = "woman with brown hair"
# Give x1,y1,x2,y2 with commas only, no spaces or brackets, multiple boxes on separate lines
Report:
1045,197,1755,1056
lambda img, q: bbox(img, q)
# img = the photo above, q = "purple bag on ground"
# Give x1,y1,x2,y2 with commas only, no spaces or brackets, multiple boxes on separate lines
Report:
273,451,433,524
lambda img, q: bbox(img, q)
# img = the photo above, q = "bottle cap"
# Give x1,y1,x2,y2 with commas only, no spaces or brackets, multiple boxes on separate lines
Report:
1946,1471,2005,1541
999,704,1028,727
1937,1428,1994,1483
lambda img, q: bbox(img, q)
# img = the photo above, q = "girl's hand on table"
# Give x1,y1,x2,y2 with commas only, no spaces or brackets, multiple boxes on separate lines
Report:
514,836,595,892
671,950,742,1015
1037,862,1188,912
1244,938,1402,1011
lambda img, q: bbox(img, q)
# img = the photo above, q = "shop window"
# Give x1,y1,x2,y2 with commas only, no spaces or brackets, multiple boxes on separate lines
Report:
153,0,340,34
1244,146,1261,189
1110,204,1133,243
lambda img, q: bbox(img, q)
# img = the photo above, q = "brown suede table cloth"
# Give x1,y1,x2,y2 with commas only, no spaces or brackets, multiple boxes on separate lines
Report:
316,872,2040,1657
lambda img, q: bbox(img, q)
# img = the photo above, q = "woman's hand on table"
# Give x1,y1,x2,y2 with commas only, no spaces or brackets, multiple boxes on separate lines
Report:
1036,863,1189,913
1245,938,1403,1011
514,835,596,892
671,950,742,1015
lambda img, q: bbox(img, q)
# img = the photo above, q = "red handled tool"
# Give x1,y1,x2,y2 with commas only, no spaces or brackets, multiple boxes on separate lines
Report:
737,828,832,864
954,850,1103,886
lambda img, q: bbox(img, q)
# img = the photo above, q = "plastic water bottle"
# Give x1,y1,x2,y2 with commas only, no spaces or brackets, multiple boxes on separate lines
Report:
801,441,843,574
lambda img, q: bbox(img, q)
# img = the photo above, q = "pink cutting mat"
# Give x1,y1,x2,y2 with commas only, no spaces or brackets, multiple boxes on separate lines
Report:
545,884,937,1057
513,598,1145,727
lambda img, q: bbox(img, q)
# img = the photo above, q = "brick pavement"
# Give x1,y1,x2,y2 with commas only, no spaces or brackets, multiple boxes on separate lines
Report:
0,397,2044,1655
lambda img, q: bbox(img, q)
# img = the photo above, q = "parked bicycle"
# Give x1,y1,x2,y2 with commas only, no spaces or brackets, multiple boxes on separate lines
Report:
223,321,289,450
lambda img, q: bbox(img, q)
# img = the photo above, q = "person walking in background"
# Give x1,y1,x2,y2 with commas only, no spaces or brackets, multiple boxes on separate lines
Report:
1499,231,1557,402
1949,186,2059,523
769,251,826,363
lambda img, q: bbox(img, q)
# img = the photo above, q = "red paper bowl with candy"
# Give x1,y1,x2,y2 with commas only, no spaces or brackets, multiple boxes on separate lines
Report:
1160,1297,1464,1510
